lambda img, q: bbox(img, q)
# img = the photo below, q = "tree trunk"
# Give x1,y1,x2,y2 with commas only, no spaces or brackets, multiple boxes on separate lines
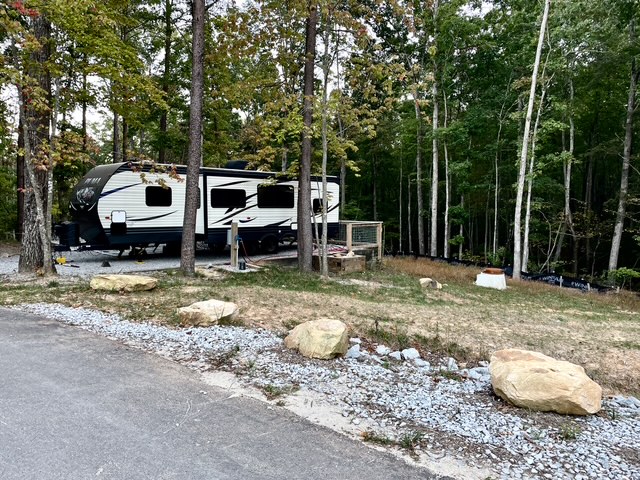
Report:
18,15,56,275
113,109,121,163
458,194,464,259
513,0,550,280
430,80,439,256
442,89,450,259
159,0,173,164
297,3,317,272
408,175,413,253
608,20,638,272
399,157,403,253
180,0,205,276
319,9,331,278
523,82,548,272
16,115,25,241
122,117,129,163
414,95,425,255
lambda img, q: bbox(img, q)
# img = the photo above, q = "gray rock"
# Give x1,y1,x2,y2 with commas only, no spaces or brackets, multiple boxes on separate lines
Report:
346,344,361,359
414,359,430,368
375,345,391,356
401,348,420,360
349,337,362,344
447,357,459,371
389,351,402,361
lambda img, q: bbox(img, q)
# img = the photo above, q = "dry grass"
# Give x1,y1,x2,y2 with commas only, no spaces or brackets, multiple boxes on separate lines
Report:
1,257,639,396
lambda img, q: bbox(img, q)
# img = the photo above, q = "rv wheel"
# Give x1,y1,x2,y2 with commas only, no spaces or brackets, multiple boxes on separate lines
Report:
260,235,279,254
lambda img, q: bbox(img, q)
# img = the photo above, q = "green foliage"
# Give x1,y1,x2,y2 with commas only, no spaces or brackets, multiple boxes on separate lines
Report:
608,268,640,289
0,167,17,236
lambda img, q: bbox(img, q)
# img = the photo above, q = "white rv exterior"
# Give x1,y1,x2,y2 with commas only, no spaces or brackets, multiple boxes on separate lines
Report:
65,162,340,253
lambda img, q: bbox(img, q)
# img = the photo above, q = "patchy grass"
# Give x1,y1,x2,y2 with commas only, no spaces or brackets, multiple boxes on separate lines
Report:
260,384,299,400
1,257,639,396
361,430,395,446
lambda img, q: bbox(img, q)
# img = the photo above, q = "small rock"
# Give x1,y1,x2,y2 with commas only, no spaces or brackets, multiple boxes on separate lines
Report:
447,357,459,371
389,351,402,361
346,344,361,359
376,345,391,356
414,359,430,368
177,299,238,327
349,337,362,344
401,348,420,360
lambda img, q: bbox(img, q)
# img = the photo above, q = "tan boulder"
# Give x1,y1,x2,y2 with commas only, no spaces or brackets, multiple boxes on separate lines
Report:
490,349,602,415
419,277,443,290
90,274,157,292
284,319,349,360
177,299,238,326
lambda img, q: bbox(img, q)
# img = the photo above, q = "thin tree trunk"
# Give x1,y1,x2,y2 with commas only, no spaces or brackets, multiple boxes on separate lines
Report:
430,79,439,256
399,157,403,253
523,82,548,272
442,87,450,259
408,175,413,253
319,10,331,278
16,115,25,241
414,95,425,255
372,156,378,221
122,118,129,163
113,110,121,163
297,3,317,272
159,0,172,164
82,66,88,152
458,194,464,259
180,0,205,276
513,0,550,279
608,20,638,272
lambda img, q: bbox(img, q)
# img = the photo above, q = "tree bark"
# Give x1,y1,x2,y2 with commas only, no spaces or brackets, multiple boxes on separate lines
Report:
429,0,439,257
113,109,121,163
18,15,55,275
16,114,25,241
159,0,173,164
319,9,331,278
297,3,317,273
608,20,638,272
180,0,205,276
513,0,550,279
414,95,425,255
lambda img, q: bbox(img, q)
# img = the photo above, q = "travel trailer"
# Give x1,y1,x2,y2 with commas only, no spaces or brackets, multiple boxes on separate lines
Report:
56,162,340,254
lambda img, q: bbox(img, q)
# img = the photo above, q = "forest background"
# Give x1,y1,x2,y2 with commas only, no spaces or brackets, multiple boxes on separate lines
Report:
0,0,638,284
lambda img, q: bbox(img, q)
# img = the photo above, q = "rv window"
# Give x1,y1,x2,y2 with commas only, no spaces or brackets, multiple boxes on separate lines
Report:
313,198,324,214
257,184,294,208
145,186,172,207
211,188,246,208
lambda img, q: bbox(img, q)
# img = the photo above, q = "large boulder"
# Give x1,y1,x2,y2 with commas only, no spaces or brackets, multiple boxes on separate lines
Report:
490,349,602,415
284,319,349,360
177,299,238,326
90,274,157,292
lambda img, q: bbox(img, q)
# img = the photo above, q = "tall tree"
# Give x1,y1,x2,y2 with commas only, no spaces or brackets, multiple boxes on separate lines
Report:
297,3,317,273
513,0,550,280
608,17,638,272
180,0,205,276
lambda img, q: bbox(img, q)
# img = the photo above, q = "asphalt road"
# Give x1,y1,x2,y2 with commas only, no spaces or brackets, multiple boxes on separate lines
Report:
0,308,438,480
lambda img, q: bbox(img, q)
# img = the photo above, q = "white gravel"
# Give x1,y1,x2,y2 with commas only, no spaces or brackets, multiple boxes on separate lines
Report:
12,302,640,480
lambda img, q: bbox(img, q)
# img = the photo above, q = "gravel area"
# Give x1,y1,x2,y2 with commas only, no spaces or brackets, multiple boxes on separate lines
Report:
0,246,296,278
12,303,640,480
